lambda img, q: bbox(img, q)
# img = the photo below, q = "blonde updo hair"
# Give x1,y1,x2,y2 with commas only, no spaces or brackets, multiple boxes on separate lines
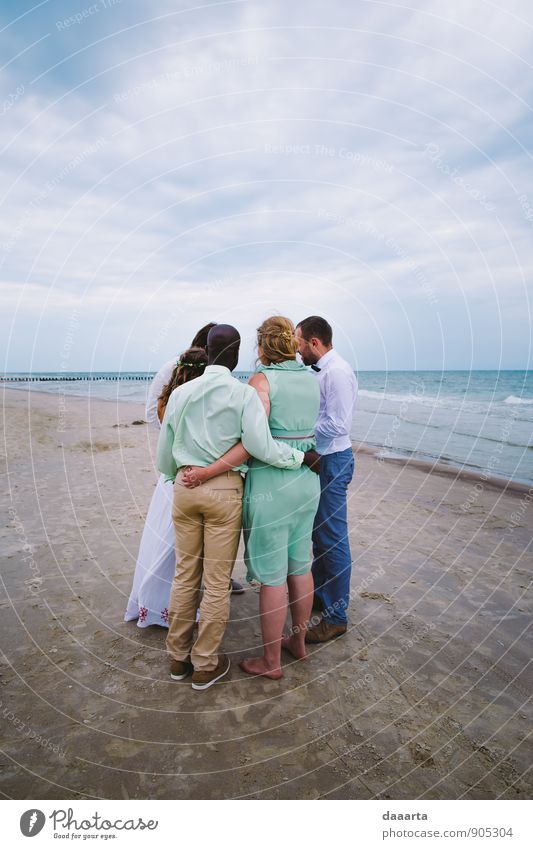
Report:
257,315,299,364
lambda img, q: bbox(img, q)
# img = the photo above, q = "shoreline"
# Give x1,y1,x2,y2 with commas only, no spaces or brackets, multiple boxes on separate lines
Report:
3,384,531,496
354,441,532,496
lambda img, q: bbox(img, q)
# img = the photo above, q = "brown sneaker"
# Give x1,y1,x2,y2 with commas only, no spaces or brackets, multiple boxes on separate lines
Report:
191,654,231,691
170,658,193,680
305,619,347,643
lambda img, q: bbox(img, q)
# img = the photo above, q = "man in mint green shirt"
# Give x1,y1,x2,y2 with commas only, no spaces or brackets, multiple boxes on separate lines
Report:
157,362,304,480
159,324,318,691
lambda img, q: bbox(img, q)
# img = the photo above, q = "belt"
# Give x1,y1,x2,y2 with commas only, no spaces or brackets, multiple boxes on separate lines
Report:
176,466,241,476
272,435,315,440
270,428,315,440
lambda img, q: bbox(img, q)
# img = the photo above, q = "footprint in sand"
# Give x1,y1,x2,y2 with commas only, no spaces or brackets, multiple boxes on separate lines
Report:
360,591,393,604
77,441,113,452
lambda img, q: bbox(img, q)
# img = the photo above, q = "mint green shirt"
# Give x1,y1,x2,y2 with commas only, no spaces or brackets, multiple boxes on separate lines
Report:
157,365,304,481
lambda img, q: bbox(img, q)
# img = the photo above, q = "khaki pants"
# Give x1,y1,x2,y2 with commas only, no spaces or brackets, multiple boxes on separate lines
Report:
166,470,243,671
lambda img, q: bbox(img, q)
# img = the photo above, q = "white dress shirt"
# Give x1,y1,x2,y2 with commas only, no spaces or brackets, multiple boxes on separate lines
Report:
145,358,176,429
314,348,358,455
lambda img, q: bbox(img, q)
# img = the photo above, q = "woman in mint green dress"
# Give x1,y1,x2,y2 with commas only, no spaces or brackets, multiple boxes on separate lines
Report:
239,317,320,678
243,357,320,585
181,316,320,680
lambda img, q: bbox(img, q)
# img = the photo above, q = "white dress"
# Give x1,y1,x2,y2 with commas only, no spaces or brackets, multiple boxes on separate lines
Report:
124,359,177,628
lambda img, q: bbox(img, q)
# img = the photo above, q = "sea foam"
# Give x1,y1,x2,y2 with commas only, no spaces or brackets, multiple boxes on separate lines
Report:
504,395,533,405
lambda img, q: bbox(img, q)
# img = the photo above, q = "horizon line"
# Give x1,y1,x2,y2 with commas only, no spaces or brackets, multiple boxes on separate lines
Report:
2,368,532,375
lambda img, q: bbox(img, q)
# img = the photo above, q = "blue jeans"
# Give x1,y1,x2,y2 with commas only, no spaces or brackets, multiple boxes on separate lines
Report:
312,448,355,626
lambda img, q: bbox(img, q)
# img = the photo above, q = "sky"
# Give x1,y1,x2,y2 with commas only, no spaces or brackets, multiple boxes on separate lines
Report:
1,0,532,372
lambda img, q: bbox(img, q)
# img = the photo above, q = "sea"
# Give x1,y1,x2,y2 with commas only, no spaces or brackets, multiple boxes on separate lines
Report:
3,370,533,486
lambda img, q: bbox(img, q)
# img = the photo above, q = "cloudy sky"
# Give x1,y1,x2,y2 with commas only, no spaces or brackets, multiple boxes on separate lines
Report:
1,0,532,372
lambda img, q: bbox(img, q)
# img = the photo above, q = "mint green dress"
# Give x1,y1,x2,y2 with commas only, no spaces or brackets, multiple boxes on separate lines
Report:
243,360,321,586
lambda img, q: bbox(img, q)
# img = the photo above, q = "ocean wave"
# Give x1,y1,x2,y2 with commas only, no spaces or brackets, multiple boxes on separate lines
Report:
504,395,533,405
359,389,475,408
359,389,431,404
452,431,533,449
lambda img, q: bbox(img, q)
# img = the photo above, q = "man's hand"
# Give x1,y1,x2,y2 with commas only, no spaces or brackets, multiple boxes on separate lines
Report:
303,449,321,474
181,466,210,488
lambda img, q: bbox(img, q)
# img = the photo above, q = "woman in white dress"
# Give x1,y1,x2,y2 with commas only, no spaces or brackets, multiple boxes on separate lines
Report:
124,344,209,627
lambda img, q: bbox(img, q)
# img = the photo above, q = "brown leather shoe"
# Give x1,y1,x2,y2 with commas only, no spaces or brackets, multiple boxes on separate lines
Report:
305,619,347,643
170,658,193,680
191,654,231,691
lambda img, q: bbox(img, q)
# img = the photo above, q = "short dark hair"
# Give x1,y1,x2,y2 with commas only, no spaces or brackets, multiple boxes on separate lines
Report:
297,315,332,346
206,324,240,368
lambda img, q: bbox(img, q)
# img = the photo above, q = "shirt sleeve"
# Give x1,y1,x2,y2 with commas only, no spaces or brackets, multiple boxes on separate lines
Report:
316,367,356,440
146,360,174,428
156,404,178,481
240,390,304,469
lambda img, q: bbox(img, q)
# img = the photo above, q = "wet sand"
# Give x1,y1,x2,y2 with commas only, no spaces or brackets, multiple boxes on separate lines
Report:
0,387,531,799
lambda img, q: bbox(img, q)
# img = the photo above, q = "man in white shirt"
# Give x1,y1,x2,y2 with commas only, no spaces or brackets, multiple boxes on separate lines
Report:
295,316,358,642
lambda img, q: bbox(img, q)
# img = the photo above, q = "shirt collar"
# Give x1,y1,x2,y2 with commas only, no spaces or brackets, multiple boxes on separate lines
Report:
204,364,231,375
316,348,335,369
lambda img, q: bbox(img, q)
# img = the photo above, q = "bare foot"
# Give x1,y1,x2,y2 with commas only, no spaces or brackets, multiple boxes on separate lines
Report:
281,635,307,660
239,656,283,680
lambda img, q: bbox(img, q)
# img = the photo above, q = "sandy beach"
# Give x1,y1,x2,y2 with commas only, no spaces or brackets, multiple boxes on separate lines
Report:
1,386,531,800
